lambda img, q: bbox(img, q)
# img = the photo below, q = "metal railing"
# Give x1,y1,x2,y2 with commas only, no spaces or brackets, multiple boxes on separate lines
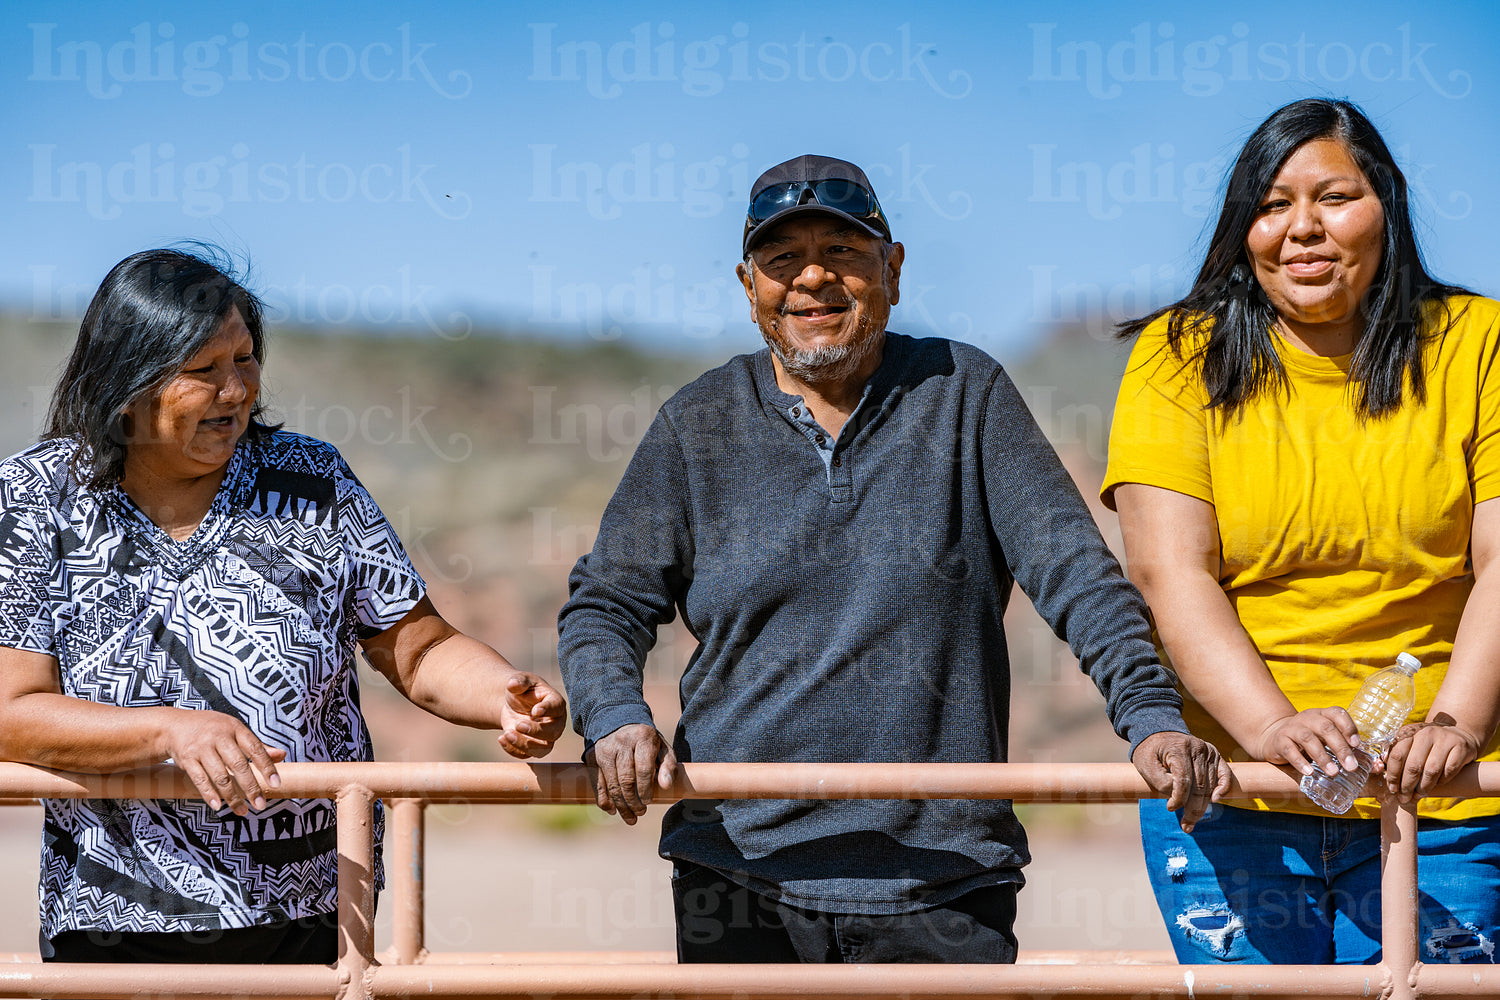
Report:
0,760,1497,999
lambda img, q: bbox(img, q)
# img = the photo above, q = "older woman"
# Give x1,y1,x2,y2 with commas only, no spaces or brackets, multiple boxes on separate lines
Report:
0,248,564,964
1103,98,1500,965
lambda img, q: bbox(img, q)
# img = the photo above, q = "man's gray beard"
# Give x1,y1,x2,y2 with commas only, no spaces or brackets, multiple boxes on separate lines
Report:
765,323,882,385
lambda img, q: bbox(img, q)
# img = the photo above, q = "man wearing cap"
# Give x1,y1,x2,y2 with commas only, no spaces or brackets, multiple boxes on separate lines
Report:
558,154,1228,963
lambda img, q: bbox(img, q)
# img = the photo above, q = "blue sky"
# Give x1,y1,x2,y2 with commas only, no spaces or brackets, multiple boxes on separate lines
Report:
2,1,1496,362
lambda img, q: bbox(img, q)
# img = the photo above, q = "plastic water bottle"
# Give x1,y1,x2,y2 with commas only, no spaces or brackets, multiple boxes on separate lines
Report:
1299,652,1420,814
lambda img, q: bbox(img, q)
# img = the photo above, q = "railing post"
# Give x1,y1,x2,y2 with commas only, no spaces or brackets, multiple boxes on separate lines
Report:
337,783,376,1000
390,797,426,965
1380,795,1419,1000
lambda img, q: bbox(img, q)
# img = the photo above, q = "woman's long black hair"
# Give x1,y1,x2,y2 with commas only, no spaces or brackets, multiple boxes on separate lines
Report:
1119,98,1467,420
46,245,277,489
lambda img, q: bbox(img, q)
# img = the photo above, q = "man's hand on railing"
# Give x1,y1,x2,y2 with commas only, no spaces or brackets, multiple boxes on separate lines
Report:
586,723,679,825
1130,731,1232,834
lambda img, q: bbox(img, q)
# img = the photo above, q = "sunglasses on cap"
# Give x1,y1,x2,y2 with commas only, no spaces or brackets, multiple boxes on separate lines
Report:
746,179,891,237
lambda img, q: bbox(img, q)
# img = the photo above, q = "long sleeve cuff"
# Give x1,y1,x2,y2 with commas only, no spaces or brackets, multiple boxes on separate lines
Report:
1120,709,1192,759
581,702,657,757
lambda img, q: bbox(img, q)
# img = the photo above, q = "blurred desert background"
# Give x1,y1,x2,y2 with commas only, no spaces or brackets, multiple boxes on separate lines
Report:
6,0,1496,968
0,311,1169,957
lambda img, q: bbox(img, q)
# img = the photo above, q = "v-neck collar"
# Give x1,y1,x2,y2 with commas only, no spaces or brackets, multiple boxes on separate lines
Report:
105,440,254,578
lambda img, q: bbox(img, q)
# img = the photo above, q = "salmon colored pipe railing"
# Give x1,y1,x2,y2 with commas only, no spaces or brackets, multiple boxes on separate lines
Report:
0,760,1494,1000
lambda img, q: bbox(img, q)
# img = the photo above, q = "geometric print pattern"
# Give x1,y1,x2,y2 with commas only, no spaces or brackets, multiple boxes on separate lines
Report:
0,432,425,936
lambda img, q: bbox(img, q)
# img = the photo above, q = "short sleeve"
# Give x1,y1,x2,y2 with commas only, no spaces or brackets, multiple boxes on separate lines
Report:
335,462,426,639
0,495,55,654
1101,316,1214,511
1464,301,1500,503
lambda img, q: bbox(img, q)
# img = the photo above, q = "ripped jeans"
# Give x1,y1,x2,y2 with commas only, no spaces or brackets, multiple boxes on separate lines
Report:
1140,801,1500,964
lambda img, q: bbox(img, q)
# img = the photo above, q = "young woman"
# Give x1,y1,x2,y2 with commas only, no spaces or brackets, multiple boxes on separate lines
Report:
1104,99,1500,965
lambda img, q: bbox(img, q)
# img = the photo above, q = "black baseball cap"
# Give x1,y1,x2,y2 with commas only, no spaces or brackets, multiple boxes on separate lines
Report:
742,154,892,256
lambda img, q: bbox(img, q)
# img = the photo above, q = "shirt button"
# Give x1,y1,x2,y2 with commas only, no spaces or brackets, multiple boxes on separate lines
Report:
815,434,825,446
832,456,842,467
791,407,801,417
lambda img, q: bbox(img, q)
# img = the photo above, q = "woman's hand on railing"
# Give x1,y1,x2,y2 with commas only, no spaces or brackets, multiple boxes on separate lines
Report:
1254,707,1362,778
1380,720,1482,803
160,709,286,815
1130,731,1231,833
496,672,566,759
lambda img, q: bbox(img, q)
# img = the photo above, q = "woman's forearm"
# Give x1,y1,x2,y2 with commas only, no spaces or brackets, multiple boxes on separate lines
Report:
1130,560,1297,758
0,692,179,772
1431,571,1500,744
395,632,522,730
1428,499,1500,745
1116,484,1299,761
1378,500,1500,798
0,644,283,811
360,597,514,730
360,597,563,757
0,645,181,771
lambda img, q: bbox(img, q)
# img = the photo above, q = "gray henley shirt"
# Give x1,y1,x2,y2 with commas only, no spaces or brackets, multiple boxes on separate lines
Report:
558,332,1187,914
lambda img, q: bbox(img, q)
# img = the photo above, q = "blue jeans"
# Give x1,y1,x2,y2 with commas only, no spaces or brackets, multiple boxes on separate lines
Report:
1140,801,1500,964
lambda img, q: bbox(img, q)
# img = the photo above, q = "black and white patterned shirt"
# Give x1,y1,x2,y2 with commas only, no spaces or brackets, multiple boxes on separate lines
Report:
0,431,424,936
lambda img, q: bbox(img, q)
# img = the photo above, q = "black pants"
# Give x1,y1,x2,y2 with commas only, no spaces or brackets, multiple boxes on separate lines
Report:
43,910,338,964
672,861,1019,963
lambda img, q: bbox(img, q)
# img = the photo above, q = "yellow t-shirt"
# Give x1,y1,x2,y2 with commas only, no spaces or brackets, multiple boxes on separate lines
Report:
1102,296,1500,820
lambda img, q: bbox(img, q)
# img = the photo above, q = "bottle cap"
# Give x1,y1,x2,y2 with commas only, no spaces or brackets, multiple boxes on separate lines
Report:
1396,652,1421,673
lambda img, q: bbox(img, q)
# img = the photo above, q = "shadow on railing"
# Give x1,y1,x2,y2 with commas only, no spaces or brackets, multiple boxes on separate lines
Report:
0,760,1496,999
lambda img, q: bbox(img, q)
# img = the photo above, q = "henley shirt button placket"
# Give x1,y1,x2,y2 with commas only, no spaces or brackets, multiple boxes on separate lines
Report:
828,447,853,503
